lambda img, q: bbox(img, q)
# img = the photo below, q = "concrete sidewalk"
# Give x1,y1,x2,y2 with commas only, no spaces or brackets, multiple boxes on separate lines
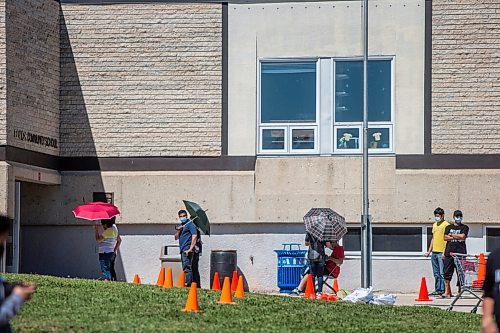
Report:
395,293,483,314
278,292,483,314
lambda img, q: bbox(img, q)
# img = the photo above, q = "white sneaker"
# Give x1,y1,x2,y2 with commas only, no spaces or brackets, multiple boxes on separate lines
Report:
289,288,303,296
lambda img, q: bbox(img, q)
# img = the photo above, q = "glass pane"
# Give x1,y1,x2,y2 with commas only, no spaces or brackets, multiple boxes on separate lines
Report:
368,128,390,149
262,129,285,150
336,128,360,149
486,228,500,252
343,227,361,251
368,61,391,121
261,62,316,123
373,227,422,252
335,61,362,122
291,129,315,150
335,60,392,122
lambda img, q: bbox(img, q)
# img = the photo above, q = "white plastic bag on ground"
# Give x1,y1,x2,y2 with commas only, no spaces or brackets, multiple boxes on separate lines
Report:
369,294,397,306
343,287,374,303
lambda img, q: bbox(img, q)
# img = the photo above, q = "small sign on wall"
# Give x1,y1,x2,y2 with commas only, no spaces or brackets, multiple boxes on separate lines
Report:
13,129,58,148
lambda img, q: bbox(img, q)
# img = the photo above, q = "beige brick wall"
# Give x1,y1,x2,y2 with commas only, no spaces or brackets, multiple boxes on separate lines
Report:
60,3,222,157
0,1,6,145
5,0,60,155
432,0,500,154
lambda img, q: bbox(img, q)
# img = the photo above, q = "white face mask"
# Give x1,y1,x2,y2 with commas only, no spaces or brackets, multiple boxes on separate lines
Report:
454,217,462,223
435,216,441,222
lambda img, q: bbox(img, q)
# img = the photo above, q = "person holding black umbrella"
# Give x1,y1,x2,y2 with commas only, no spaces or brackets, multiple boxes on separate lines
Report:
175,210,201,288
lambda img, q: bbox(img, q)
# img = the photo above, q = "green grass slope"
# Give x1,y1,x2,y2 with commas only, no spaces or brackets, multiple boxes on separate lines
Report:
5,274,480,333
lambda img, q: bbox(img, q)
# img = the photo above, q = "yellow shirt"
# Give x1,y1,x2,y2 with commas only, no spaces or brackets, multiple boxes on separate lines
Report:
432,221,450,253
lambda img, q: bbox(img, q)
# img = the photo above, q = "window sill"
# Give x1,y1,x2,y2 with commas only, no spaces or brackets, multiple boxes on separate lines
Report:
345,254,429,260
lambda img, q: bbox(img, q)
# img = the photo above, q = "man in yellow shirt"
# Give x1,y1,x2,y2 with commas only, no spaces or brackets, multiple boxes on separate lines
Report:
425,207,449,296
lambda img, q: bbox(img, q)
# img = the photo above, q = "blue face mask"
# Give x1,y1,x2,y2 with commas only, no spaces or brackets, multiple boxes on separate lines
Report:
179,217,188,223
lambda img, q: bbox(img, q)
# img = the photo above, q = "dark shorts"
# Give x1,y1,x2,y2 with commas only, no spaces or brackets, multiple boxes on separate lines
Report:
444,256,456,281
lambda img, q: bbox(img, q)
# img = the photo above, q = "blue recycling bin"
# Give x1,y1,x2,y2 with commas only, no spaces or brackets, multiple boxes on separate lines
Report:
274,243,307,293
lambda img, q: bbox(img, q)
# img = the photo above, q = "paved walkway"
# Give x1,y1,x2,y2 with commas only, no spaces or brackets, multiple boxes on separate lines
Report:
395,293,483,314
277,292,483,314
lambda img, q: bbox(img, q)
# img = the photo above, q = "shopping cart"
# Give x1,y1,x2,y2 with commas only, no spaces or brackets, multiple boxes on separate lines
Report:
446,253,483,313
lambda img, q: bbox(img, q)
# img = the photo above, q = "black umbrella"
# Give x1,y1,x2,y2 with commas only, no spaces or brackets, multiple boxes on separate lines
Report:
183,200,210,236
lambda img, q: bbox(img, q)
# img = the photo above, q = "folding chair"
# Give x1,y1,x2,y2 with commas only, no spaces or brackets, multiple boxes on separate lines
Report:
323,260,341,293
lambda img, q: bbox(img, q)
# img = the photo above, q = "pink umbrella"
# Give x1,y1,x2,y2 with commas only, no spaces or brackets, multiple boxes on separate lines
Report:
73,202,120,221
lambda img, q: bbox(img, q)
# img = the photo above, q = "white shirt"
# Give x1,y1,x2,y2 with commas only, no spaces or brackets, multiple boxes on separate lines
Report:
98,225,119,254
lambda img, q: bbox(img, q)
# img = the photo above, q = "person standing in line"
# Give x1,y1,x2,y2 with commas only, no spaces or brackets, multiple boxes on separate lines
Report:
175,210,199,287
189,215,202,288
483,246,500,333
443,210,469,298
95,217,121,281
426,207,449,297
108,217,121,281
305,233,330,295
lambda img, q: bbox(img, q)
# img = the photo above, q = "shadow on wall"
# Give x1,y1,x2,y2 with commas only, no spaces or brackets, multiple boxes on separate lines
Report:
18,7,126,281
237,267,250,292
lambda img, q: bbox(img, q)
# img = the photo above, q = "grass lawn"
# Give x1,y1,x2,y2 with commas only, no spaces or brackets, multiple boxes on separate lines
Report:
6,274,480,333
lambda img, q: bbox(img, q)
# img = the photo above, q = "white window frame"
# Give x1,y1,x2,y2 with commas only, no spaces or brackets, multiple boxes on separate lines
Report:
256,57,395,156
484,225,500,254
368,124,393,153
257,59,320,155
259,126,287,154
333,125,362,154
340,224,429,257
289,125,319,154
332,57,395,155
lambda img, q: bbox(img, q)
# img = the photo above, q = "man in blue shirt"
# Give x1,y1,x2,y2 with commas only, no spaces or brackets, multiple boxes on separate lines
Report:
175,210,200,288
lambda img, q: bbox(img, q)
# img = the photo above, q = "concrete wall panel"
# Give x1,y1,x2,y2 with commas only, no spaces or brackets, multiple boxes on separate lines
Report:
19,158,500,227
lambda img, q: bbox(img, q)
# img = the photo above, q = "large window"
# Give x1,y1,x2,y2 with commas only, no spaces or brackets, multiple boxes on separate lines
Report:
259,61,318,154
333,60,393,153
335,61,392,122
486,227,500,253
343,226,425,254
258,58,393,155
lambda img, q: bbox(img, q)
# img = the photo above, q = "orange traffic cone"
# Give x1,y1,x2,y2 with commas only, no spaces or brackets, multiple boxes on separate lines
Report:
132,274,141,284
303,274,316,300
234,275,245,299
182,283,201,313
333,279,339,293
231,271,239,292
218,277,236,304
163,267,173,289
415,277,432,302
176,271,185,287
212,272,221,291
156,267,166,286
477,253,486,281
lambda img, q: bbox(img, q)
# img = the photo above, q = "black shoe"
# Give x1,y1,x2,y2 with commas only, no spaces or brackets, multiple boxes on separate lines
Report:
429,291,443,296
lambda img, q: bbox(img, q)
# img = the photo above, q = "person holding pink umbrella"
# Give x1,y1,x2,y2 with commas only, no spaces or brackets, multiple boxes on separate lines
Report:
73,202,121,281
94,217,121,281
